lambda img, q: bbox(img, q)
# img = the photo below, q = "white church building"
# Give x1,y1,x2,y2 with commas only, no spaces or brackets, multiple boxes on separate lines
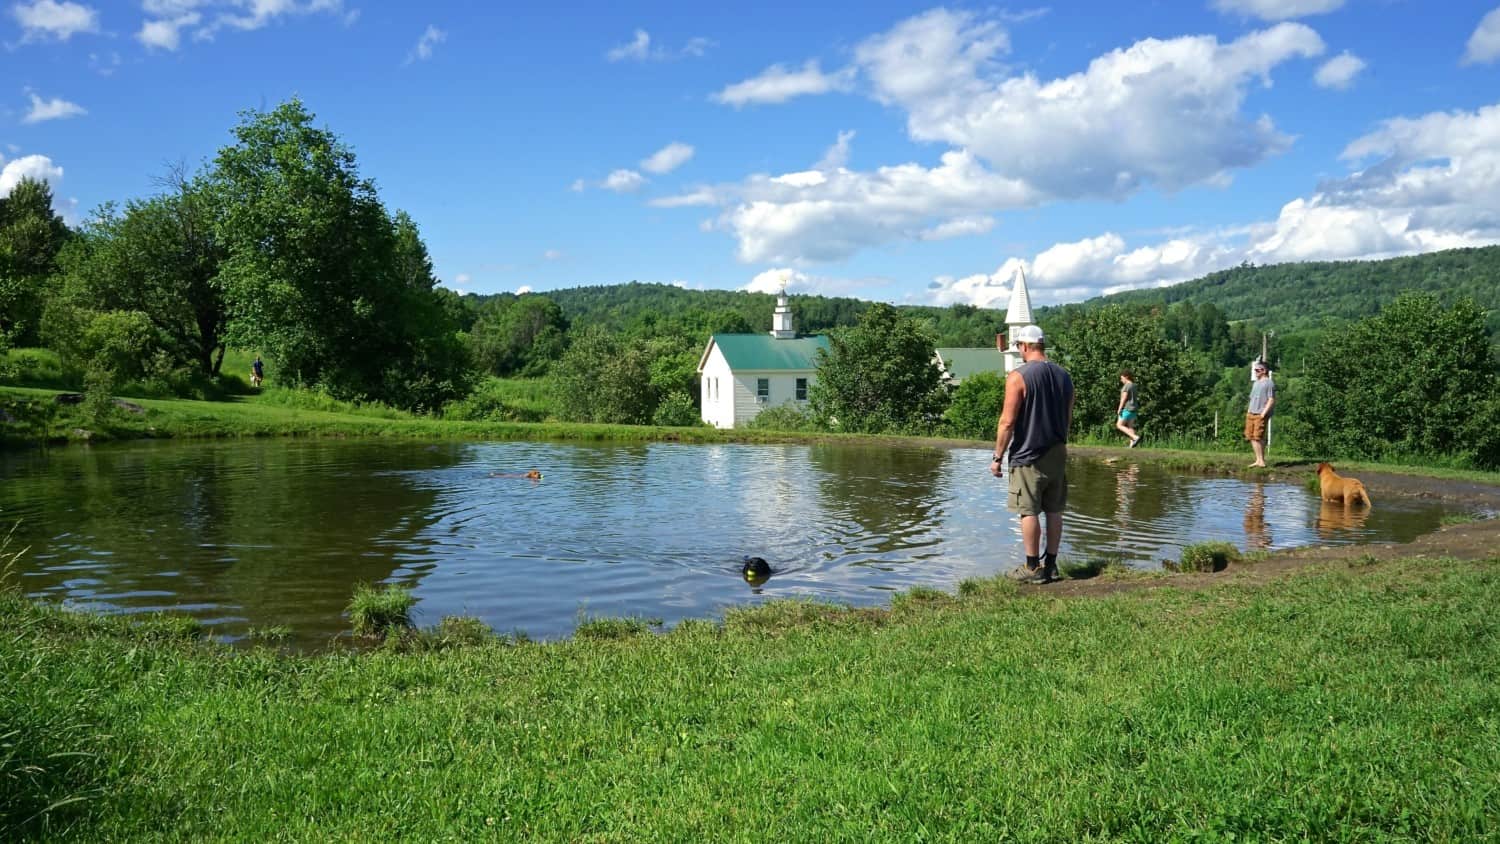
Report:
697,290,829,429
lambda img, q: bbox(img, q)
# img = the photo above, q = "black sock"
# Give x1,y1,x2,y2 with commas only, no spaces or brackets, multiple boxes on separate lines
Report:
1043,552,1057,569
1026,555,1040,570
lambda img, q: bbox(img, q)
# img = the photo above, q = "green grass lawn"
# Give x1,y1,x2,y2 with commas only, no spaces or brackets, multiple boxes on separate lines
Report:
4,556,1497,840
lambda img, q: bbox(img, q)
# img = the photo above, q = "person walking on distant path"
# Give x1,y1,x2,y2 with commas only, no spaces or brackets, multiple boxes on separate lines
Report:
1245,360,1276,468
1116,370,1141,448
991,324,1075,584
251,355,264,388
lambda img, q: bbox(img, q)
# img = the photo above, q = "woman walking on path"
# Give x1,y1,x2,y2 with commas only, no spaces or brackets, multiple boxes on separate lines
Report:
1116,370,1141,448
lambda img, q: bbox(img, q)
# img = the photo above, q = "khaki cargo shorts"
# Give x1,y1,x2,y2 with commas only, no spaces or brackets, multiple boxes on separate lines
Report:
1008,442,1068,516
1244,412,1268,442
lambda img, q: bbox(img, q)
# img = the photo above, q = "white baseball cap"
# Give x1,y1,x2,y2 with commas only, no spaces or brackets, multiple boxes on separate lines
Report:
1011,325,1045,344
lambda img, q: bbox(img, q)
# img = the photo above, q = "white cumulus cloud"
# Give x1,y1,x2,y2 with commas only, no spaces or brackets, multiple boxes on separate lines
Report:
1211,0,1344,20
712,60,855,107
21,92,86,123
717,150,1035,264
928,99,1500,306
1314,51,1365,89
1464,7,1500,65
602,169,646,193
137,0,349,49
10,0,98,42
857,12,1326,198
1,153,64,196
640,141,694,174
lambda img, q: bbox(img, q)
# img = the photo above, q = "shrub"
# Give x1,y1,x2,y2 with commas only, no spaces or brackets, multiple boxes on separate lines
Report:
81,367,117,428
943,371,1003,440
1176,541,1241,573
746,401,818,432
650,391,701,427
347,583,416,637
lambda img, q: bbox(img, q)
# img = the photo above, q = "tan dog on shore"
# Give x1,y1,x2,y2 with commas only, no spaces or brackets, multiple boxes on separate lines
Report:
1316,462,1372,507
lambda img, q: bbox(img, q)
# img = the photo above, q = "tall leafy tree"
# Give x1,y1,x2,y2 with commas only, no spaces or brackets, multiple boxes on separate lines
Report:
468,295,569,377
207,99,469,408
1299,293,1497,464
48,176,227,378
0,177,71,345
809,303,948,433
1052,305,1207,437
549,327,657,424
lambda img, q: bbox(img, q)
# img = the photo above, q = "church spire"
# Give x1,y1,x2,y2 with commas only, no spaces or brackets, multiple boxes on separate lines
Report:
1005,266,1034,326
1003,267,1035,372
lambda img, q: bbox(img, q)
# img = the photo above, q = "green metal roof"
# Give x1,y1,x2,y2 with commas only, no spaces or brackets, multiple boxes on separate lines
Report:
936,347,1006,381
708,333,829,371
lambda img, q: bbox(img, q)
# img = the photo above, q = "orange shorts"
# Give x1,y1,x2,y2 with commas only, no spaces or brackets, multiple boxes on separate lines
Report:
1244,413,1268,442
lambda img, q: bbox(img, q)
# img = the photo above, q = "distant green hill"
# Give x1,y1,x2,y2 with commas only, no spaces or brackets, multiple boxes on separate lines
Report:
489,282,1010,347
472,246,1499,352
1074,246,1500,339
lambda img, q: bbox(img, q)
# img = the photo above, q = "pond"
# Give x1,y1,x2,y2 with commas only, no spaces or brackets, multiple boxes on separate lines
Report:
0,440,1455,647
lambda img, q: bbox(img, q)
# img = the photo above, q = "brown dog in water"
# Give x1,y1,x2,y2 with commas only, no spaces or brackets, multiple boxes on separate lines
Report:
489,470,543,479
1316,462,1372,507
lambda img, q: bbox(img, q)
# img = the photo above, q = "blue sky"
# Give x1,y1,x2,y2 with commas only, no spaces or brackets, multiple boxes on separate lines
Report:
4,1,1500,308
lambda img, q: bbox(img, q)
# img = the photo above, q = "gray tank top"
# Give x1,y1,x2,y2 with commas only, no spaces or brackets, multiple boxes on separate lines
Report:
1009,360,1074,466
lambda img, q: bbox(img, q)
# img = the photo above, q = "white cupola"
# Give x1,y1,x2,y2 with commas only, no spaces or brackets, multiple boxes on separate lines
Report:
771,285,796,339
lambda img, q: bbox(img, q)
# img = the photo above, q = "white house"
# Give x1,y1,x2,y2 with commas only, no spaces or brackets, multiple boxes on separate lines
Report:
698,290,829,429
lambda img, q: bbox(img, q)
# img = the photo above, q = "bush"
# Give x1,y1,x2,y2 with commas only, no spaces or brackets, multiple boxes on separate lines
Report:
1176,542,1241,573
746,401,818,432
650,391,701,427
347,583,416,637
442,378,551,423
81,367,117,428
942,371,1003,440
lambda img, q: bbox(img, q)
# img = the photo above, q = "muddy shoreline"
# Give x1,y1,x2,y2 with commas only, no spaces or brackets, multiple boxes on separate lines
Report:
1041,458,1500,597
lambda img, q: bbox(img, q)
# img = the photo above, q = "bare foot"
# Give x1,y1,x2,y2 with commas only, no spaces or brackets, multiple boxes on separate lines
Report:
1248,462,1267,468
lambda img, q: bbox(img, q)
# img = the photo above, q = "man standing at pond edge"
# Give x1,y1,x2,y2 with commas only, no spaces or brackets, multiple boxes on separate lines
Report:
992,324,1074,584
1246,361,1275,468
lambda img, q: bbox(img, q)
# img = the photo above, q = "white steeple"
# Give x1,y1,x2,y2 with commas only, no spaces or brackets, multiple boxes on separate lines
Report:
1003,267,1035,373
771,284,796,339
1005,266,1034,326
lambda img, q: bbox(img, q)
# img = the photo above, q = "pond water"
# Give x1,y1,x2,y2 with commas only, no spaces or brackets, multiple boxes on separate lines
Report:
0,440,1454,647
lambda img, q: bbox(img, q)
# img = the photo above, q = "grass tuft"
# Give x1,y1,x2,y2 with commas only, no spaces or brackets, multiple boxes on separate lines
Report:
573,615,662,641
347,583,416,637
890,585,954,613
1059,556,1125,580
1176,541,1243,573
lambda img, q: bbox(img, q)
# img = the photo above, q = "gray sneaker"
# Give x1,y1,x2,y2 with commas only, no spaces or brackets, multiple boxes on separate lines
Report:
1007,563,1051,584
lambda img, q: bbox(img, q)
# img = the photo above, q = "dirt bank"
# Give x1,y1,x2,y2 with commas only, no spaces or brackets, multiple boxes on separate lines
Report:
1039,460,1500,598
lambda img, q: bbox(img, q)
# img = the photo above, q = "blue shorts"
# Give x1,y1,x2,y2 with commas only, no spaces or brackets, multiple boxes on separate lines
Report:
1119,410,1138,422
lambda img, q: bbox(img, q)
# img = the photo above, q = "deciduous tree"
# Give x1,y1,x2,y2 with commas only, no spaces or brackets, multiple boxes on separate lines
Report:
809,303,948,433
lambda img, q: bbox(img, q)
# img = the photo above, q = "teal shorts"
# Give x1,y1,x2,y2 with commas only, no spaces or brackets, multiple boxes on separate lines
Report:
1119,409,1138,422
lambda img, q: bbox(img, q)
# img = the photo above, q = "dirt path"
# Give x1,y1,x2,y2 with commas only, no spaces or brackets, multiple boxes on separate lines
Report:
1038,461,1500,598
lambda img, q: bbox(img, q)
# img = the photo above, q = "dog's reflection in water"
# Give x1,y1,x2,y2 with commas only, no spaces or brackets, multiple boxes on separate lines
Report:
742,556,773,586
1317,500,1370,538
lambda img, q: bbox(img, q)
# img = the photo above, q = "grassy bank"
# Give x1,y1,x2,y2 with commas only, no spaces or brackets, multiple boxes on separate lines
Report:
6,383,1500,487
3,555,1496,840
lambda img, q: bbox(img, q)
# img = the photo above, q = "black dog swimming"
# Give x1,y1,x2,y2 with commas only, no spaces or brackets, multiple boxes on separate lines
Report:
741,556,772,584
